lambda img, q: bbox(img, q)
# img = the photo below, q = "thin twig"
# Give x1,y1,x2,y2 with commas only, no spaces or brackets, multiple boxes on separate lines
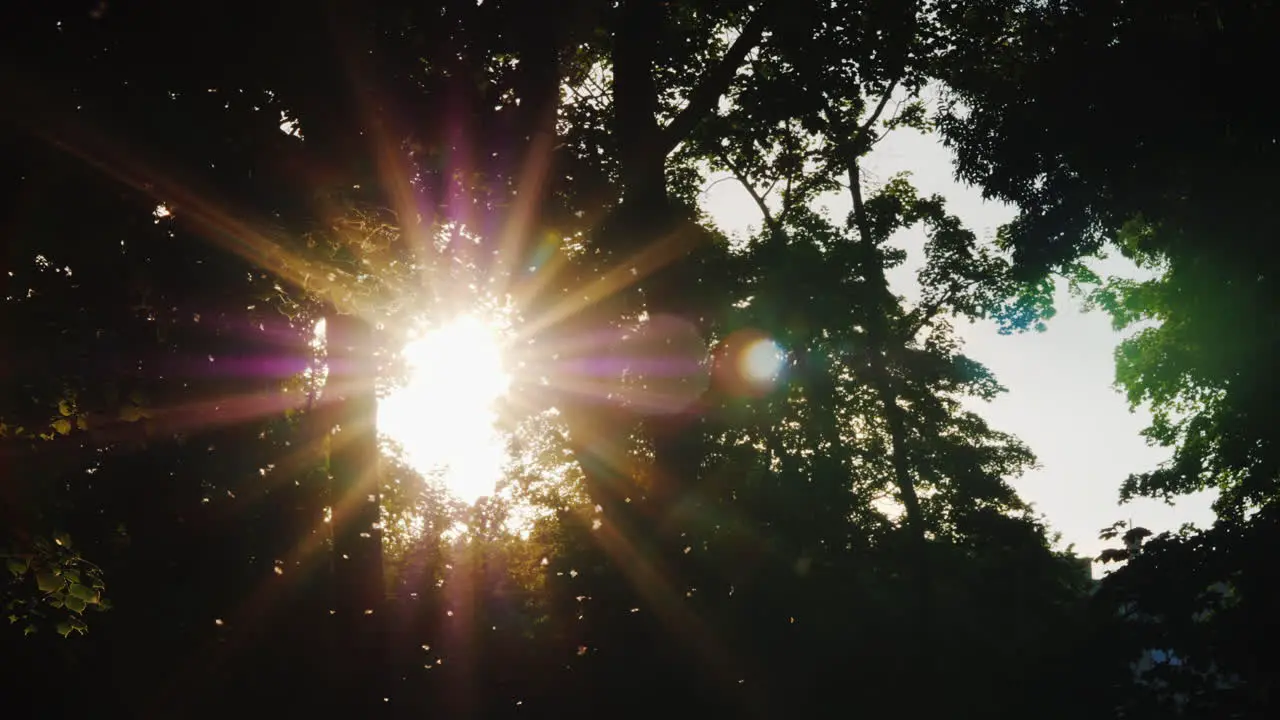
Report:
717,151,778,231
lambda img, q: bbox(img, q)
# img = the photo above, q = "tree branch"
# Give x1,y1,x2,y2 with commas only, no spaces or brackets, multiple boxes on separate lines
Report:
819,79,899,187
778,126,800,221
907,278,982,336
717,151,778,232
657,2,777,157
782,169,794,220
851,79,899,154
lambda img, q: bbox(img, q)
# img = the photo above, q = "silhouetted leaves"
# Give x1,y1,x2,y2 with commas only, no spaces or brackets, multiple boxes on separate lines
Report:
8,1,1269,718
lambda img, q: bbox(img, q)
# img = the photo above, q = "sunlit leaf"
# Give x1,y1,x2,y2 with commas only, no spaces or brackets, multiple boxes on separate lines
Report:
35,571,63,593
68,583,96,601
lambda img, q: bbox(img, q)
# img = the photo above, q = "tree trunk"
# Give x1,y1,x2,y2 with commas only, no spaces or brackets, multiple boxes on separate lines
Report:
322,311,386,716
555,0,670,529
603,0,701,522
846,160,927,550
846,157,937,708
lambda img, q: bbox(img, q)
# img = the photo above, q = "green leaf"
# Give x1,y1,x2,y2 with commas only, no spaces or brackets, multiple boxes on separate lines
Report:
58,399,73,417
36,571,64,593
6,557,29,577
69,583,96,601
52,418,72,435
64,595,87,614
55,621,74,637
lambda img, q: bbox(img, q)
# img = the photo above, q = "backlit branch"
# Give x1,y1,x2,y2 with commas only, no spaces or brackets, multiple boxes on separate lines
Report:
716,150,778,232
658,2,778,157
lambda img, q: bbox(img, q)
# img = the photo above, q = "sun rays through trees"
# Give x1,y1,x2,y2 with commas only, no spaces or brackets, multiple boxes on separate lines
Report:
4,1,1275,718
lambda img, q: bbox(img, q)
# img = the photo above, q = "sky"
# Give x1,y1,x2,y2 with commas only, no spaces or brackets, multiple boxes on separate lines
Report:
701,127,1217,562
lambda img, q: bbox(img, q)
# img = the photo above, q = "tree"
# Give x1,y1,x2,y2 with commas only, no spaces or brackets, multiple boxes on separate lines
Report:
937,1,1280,714
1,4,357,715
3,2,1100,718
937,0,1280,515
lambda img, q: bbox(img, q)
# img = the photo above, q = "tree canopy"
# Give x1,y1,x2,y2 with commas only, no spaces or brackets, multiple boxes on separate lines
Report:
3,1,1277,718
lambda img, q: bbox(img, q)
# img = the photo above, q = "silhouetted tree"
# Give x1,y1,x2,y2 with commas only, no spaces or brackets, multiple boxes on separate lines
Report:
939,1,1280,715
2,2,1115,719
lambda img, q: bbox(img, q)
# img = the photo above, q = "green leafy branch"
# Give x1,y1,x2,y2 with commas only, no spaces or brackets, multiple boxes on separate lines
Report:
4,533,110,638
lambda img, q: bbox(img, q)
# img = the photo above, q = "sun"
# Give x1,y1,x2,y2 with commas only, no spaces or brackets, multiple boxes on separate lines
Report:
377,315,512,503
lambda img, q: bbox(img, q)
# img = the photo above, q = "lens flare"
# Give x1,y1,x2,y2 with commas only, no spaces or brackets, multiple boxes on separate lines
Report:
740,338,785,384
712,328,787,397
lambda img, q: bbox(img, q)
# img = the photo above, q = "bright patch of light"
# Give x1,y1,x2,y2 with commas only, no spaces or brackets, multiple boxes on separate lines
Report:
279,111,304,139
378,316,511,503
740,338,785,383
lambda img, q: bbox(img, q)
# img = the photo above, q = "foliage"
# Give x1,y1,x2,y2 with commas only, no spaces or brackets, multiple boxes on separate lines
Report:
937,0,1280,513
3,534,108,638
1,0,1230,718
939,1,1280,715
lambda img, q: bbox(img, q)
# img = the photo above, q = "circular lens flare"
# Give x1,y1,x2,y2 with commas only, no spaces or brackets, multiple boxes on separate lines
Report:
740,338,785,384
619,313,709,415
712,328,787,398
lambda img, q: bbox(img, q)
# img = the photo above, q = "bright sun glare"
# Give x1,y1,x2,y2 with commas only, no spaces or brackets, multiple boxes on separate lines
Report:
377,316,511,504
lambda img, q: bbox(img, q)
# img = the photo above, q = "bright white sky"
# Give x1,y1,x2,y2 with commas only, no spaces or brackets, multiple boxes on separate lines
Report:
701,127,1217,560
